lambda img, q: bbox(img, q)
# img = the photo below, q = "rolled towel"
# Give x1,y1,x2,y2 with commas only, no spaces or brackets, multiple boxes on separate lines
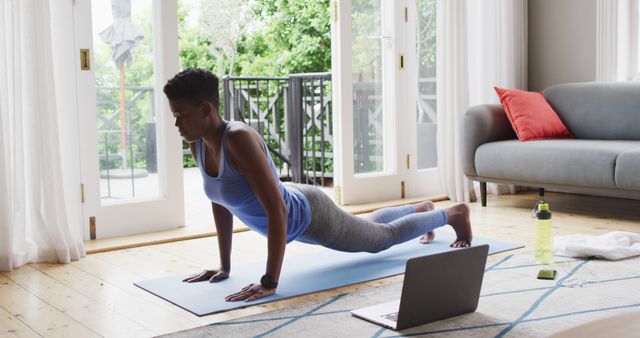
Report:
554,231,640,260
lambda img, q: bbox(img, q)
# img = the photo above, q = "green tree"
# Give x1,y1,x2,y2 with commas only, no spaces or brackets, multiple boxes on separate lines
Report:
236,0,331,76
177,0,331,77
178,1,216,73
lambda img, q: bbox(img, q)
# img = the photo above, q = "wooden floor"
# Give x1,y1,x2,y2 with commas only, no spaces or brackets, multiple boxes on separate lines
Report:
1,191,639,337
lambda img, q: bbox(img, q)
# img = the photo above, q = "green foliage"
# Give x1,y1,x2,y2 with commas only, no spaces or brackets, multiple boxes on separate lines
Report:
178,0,216,73
236,0,331,76
418,0,437,76
177,0,332,77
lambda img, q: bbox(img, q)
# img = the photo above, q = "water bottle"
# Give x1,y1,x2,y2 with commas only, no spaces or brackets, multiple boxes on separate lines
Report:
534,202,554,264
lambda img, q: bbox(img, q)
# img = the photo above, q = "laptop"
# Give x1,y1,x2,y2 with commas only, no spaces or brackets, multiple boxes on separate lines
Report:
351,244,489,331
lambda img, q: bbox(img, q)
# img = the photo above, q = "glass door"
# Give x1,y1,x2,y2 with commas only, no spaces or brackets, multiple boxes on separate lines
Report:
332,0,403,205
332,0,442,205
403,0,441,197
74,0,184,239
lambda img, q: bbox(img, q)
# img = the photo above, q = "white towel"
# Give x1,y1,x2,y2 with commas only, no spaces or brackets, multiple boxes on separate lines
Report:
554,231,640,260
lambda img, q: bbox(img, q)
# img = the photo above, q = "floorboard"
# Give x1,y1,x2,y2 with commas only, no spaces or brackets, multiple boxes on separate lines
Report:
1,191,638,337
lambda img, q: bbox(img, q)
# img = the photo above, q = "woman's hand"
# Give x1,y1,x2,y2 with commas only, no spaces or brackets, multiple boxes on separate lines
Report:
182,269,229,283
225,284,276,302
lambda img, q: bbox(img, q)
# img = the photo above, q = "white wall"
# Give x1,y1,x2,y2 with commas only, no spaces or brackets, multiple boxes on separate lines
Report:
528,0,598,91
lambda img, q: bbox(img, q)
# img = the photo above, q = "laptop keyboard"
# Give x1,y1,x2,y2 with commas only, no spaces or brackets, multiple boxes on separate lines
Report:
381,311,399,322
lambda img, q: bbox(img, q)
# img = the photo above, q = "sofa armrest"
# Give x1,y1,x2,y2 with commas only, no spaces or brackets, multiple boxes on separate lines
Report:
463,104,517,177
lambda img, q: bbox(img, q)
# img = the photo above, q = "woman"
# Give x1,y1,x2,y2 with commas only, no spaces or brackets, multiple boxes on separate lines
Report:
164,68,472,303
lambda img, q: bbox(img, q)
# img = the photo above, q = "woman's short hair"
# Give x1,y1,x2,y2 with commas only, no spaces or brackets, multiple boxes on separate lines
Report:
163,68,219,108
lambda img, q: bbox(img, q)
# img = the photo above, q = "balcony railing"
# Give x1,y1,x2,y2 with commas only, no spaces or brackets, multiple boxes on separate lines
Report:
223,73,333,186
96,86,157,198
96,73,435,190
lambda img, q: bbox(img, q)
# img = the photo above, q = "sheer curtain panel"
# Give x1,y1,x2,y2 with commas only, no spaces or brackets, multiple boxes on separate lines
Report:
0,0,85,272
436,0,527,202
596,0,640,81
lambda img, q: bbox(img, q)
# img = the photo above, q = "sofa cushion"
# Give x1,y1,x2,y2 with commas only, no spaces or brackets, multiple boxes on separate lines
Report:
475,140,640,188
544,82,640,140
494,87,573,141
615,149,640,190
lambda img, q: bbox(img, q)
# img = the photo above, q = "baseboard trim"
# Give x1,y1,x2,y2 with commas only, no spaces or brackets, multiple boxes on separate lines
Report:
84,194,449,254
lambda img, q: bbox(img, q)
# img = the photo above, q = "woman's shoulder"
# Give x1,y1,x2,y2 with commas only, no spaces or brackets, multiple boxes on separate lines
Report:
225,122,262,148
226,120,252,133
224,121,268,170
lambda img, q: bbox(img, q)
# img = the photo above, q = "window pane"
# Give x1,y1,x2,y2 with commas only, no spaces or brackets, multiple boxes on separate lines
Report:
352,0,384,174
92,0,160,202
416,0,437,169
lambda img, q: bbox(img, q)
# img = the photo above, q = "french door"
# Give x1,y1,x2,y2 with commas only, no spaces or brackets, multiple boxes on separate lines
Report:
74,0,184,239
331,0,442,205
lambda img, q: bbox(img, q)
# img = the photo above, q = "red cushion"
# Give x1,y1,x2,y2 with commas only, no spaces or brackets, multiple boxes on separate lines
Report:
494,86,573,141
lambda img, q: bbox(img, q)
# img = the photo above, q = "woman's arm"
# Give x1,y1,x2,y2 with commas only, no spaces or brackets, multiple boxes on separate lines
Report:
224,126,288,302
182,142,234,283
212,202,233,273
182,202,233,283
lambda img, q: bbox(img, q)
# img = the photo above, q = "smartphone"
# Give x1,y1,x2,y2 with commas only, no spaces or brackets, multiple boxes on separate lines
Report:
537,269,557,280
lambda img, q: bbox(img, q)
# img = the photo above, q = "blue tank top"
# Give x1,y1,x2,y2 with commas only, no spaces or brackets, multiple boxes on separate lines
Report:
195,122,312,243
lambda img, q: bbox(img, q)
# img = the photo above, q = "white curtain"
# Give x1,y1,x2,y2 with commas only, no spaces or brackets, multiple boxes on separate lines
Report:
436,0,528,202
0,0,85,272
596,0,640,81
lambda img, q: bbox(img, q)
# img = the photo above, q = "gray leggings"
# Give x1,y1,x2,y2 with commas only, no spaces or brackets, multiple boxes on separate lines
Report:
290,184,448,253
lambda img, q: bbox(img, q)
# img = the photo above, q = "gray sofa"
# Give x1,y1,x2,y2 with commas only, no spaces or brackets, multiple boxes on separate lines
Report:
463,82,640,206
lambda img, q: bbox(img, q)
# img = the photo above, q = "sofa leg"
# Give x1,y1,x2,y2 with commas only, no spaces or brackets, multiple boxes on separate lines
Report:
480,181,487,207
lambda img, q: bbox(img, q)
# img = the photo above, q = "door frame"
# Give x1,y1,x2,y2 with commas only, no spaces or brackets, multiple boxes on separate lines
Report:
331,0,403,205
403,0,442,198
74,0,184,240
331,0,442,205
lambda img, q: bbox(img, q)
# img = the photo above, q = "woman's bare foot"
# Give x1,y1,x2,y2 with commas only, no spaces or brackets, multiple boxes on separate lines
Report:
419,231,436,244
415,200,436,244
445,203,473,247
413,200,435,213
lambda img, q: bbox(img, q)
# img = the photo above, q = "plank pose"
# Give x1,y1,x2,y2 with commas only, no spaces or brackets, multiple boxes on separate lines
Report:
164,68,473,302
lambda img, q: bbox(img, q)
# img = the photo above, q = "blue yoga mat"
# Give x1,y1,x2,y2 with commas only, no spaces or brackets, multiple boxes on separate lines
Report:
135,230,523,316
